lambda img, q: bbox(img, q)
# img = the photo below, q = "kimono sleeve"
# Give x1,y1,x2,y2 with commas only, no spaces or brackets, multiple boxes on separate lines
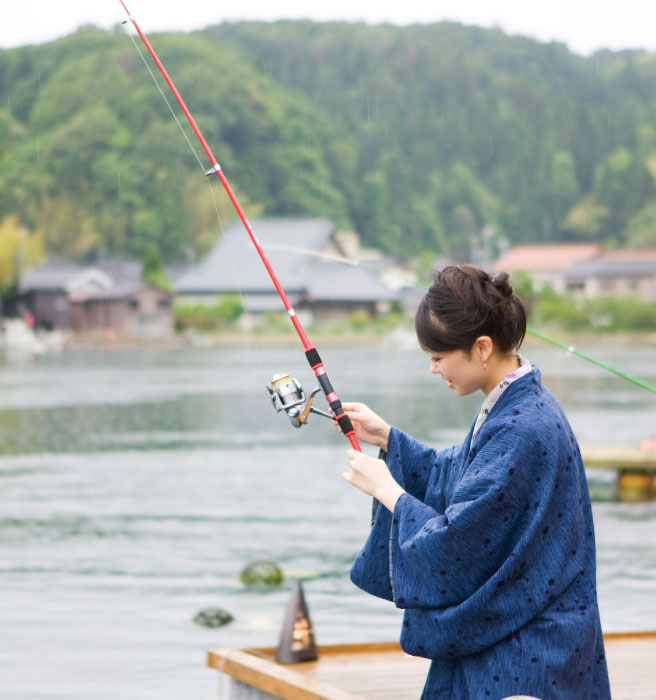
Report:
385,427,458,501
349,428,458,601
388,423,590,658
389,426,541,609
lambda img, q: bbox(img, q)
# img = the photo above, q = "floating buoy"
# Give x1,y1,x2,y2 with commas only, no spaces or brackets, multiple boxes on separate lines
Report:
192,608,234,628
239,560,284,588
617,471,654,502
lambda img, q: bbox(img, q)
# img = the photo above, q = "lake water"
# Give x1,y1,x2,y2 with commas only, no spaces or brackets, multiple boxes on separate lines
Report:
1,341,655,699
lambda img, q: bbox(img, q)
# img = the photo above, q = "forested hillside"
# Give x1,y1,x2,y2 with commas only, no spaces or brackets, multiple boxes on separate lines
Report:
2,20,656,265
0,26,354,263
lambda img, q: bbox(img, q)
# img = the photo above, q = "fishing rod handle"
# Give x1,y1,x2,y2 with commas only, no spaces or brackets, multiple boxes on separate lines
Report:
305,347,361,451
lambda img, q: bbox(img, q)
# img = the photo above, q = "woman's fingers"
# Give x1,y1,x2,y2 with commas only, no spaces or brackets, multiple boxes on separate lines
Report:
334,408,362,425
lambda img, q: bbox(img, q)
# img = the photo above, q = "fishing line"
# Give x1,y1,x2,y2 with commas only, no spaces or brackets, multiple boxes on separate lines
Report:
124,23,265,371
261,242,656,398
119,1,360,449
125,32,205,172
120,4,655,413
202,181,268,372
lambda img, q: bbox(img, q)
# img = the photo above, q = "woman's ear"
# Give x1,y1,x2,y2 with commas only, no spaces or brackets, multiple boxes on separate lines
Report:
474,336,494,364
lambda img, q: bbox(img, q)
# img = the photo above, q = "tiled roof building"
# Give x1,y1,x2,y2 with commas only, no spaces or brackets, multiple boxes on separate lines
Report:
175,218,398,322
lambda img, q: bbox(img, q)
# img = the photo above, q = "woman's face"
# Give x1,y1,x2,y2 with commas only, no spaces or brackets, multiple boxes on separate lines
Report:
428,349,484,396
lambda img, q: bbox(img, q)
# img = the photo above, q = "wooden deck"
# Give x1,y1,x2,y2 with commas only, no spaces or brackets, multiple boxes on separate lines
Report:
580,447,656,500
209,632,656,700
580,446,656,472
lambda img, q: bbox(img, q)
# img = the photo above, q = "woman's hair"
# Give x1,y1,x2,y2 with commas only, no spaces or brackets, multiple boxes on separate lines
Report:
415,264,526,355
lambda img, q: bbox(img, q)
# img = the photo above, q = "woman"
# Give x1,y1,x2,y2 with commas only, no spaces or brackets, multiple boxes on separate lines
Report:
342,265,611,700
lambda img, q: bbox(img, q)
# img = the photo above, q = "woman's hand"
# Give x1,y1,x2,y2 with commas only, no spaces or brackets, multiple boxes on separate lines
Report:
343,449,405,513
339,402,391,451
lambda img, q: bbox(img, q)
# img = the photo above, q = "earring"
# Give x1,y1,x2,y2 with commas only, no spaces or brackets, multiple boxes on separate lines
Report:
483,362,487,371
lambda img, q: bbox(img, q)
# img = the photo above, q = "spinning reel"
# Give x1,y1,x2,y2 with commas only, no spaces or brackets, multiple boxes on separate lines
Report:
266,373,333,428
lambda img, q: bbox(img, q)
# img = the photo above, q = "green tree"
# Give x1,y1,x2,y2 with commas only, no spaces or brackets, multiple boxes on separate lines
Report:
0,215,44,296
561,195,609,240
591,148,653,242
141,242,172,292
439,163,500,257
623,202,656,248
6,21,656,261
551,150,579,229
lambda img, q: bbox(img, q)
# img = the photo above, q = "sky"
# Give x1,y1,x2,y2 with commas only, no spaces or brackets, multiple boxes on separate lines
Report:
2,1,656,56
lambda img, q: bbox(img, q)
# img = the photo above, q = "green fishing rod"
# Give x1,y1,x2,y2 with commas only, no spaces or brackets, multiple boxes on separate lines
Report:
261,243,656,397
525,328,656,396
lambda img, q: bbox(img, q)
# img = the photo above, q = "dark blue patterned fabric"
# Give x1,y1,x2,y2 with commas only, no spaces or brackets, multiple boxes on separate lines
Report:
350,368,611,700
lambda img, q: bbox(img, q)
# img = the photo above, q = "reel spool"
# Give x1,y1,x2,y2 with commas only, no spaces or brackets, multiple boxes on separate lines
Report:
266,373,332,428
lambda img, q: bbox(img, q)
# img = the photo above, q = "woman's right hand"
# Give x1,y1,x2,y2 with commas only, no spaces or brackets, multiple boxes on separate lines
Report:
338,402,391,452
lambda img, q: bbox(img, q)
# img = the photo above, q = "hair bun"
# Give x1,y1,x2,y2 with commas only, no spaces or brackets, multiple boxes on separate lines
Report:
417,263,527,354
491,272,513,298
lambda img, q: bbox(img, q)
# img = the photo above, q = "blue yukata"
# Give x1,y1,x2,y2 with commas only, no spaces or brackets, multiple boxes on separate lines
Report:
350,368,611,700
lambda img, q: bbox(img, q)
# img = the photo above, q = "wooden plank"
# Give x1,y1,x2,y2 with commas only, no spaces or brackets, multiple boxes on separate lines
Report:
252,641,403,657
603,630,656,640
210,633,656,700
604,632,656,700
580,447,656,471
208,648,368,700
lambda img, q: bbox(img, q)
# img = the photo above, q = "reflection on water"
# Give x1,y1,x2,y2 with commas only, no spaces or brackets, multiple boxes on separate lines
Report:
1,344,655,699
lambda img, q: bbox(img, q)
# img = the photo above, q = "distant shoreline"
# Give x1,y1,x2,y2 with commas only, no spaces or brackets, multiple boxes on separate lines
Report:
51,326,656,351
63,328,656,350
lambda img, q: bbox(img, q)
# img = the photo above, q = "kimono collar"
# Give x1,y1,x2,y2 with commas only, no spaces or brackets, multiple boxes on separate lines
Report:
471,354,533,445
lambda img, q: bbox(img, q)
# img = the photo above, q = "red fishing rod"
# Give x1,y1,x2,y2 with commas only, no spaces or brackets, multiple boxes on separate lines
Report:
119,1,360,451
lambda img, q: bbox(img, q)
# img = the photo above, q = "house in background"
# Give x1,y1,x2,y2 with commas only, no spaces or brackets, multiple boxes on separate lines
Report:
4,259,114,330
4,259,174,339
492,243,656,302
70,282,174,339
175,218,399,324
562,250,656,301
492,243,602,293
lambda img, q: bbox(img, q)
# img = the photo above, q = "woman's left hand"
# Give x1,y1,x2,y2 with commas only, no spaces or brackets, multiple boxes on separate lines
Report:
343,449,405,512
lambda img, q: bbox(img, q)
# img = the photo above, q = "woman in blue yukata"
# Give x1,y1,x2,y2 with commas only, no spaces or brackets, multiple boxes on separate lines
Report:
342,264,611,700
